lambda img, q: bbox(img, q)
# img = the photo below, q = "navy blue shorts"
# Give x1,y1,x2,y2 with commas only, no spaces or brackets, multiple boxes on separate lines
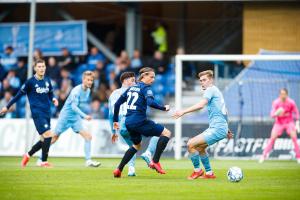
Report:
126,120,164,145
33,116,51,135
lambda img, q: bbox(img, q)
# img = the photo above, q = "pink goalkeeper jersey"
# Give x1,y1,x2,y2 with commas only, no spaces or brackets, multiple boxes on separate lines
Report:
271,97,299,124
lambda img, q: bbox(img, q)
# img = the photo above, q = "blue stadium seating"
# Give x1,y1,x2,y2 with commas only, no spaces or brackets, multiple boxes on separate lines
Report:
224,50,300,118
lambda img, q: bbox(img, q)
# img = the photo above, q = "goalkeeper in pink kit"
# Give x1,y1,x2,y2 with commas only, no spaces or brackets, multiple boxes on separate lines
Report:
259,88,300,163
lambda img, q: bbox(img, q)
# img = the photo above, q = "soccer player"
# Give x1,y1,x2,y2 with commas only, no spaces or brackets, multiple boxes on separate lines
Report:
112,67,171,178
0,59,58,167
39,71,100,167
108,71,159,176
173,70,232,180
259,88,300,163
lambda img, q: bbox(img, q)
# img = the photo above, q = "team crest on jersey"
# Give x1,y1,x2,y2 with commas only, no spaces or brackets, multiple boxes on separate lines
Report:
44,124,48,128
147,90,153,96
45,82,49,87
35,84,39,88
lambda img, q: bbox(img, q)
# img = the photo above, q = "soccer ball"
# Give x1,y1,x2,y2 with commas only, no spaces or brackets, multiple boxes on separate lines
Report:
227,166,243,182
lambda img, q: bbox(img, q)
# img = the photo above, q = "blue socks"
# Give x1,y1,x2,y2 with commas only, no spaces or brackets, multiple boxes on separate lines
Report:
200,153,212,172
189,152,200,171
147,136,159,155
84,140,91,160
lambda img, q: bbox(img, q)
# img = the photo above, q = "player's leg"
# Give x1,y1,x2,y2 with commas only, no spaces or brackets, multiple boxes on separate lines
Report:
286,122,300,163
186,133,206,179
40,129,53,167
198,147,216,179
22,117,52,168
260,123,282,163
113,126,142,178
152,128,171,163
148,124,171,174
141,136,159,166
79,130,101,167
188,127,227,179
23,136,44,167
120,130,136,176
37,134,60,164
136,120,171,173
37,119,67,166
200,127,228,178
51,134,60,144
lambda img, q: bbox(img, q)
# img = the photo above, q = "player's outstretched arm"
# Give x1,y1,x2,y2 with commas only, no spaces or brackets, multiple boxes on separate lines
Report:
146,96,168,111
0,90,25,116
173,99,208,119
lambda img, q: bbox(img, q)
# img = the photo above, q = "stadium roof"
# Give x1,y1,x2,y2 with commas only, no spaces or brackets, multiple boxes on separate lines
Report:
0,0,294,3
1,0,212,3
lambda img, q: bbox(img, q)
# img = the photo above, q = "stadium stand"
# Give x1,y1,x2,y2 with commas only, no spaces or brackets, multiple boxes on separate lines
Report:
224,50,300,118
0,47,176,119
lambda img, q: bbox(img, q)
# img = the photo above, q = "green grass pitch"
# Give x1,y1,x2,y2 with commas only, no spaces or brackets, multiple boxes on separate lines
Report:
0,157,299,200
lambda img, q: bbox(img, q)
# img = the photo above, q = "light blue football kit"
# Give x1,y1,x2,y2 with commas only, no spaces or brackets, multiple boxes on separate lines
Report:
190,85,228,173
55,84,90,134
55,84,92,160
202,85,228,145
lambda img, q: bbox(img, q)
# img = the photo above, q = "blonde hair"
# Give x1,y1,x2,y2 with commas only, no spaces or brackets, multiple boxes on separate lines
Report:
82,70,95,79
198,70,213,79
138,67,155,81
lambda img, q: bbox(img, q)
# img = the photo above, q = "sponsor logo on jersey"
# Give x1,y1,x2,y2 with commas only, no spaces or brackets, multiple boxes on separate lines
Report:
36,87,49,94
129,87,140,92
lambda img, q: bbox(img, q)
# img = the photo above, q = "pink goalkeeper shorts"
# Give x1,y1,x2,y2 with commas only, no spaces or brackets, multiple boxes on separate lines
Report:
272,121,296,136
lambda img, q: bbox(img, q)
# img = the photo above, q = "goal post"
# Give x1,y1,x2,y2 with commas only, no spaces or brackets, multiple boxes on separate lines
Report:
174,54,300,160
